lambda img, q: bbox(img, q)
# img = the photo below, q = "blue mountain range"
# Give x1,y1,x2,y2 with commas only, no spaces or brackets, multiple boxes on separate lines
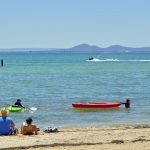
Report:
0,43,150,53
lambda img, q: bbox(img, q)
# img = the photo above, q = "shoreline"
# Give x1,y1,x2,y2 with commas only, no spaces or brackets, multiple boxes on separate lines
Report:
1,124,150,150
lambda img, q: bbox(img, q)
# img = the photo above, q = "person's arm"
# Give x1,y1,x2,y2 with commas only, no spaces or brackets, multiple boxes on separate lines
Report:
11,123,18,135
10,119,15,127
21,125,25,134
19,103,23,107
121,102,126,104
10,122,15,128
18,103,25,108
20,103,25,108
34,125,38,135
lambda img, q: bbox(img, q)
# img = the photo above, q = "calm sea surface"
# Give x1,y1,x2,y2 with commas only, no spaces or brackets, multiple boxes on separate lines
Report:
0,52,150,129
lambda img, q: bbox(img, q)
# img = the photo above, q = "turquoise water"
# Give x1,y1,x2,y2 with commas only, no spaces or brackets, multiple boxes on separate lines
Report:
0,52,150,129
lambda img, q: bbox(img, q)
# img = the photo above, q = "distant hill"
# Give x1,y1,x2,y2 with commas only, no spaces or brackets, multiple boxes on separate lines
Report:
0,44,150,53
61,44,150,53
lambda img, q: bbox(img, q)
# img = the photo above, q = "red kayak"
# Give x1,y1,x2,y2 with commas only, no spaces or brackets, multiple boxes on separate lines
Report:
72,102,121,108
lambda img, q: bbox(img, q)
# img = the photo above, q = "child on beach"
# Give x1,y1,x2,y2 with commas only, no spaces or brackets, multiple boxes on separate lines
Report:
21,117,38,135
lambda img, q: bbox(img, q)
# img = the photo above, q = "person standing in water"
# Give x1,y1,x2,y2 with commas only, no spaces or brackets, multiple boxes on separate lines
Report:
1,59,3,67
121,99,131,108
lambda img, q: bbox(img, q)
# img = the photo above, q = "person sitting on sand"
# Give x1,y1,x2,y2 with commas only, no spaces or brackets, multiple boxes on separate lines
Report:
13,99,25,108
21,117,37,135
0,108,18,135
121,99,130,108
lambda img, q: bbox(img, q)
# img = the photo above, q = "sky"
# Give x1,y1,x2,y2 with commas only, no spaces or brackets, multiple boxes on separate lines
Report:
0,0,150,48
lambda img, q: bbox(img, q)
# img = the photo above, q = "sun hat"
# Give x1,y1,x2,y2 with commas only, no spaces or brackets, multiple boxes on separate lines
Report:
0,108,10,116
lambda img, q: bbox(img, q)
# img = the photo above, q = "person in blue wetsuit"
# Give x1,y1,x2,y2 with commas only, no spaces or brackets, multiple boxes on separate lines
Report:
14,99,25,108
0,108,17,135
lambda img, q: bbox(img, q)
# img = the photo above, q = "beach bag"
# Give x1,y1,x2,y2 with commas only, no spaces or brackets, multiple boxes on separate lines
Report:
44,127,58,133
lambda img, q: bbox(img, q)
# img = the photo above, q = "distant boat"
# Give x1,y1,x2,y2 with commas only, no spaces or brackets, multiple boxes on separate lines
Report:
86,57,100,62
88,57,94,60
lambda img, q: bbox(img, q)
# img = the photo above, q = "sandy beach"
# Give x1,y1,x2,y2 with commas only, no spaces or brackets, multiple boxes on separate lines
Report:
1,125,150,150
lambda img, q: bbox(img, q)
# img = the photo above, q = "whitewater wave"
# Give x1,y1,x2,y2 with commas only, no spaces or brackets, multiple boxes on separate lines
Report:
127,60,150,62
86,59,150,62
98,59,119,62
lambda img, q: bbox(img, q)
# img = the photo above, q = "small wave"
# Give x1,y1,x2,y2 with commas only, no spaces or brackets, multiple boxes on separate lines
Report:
127,60,150,62
99,59,119,62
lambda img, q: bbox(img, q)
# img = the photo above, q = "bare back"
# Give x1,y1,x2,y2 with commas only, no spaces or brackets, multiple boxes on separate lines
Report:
21,124,37,135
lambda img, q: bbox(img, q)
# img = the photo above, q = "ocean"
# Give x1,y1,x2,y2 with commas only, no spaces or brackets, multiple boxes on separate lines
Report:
0,52,150,129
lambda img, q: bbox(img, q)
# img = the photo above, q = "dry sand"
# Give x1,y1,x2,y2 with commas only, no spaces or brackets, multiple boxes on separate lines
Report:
1,125,150,150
